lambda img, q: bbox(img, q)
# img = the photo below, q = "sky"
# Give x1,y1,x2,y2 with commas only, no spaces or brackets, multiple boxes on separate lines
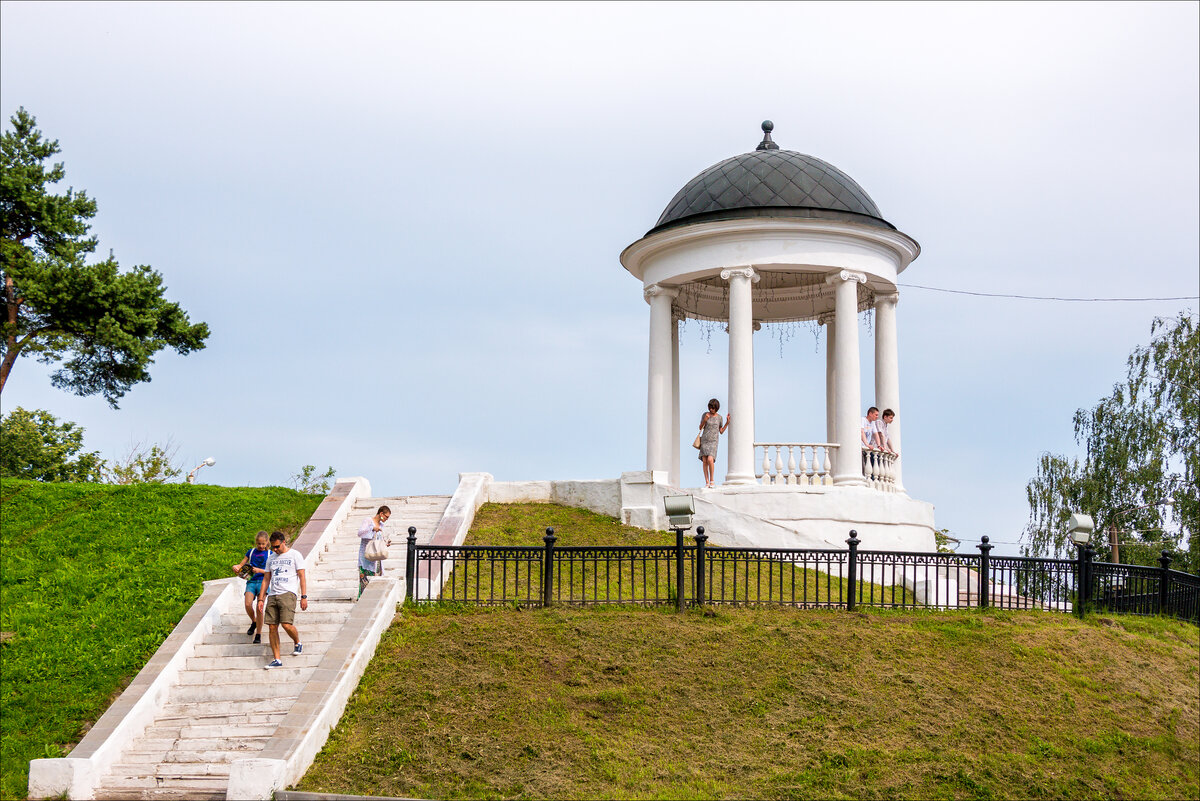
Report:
2,1,1197,556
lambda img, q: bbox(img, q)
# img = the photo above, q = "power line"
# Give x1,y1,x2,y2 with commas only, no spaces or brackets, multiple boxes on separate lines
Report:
898,284,1198,303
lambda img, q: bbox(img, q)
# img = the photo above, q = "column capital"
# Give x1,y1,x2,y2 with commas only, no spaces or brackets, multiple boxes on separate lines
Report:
874,290,899,307
825,269,867,286
720,266,760,283
644,283,680,303
817,311,836,326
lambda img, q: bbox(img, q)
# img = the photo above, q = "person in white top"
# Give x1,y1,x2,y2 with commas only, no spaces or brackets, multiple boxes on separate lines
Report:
357,505,392,599
878,408,899,455
860,407,882,450
259,531,308,669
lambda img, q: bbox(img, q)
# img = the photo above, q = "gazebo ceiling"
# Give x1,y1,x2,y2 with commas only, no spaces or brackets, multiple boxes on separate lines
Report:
649,121,894,237
675,270,877,324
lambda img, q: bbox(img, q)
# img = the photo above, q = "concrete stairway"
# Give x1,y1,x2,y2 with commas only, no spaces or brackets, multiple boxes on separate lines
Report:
92,495,450,801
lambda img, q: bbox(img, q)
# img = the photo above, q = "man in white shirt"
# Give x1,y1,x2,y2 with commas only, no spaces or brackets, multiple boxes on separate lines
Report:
258,530,308,669
861,407,882,450
878,409,898,455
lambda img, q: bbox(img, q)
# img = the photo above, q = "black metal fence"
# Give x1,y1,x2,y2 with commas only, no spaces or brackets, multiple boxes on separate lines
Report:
403,528,1200,625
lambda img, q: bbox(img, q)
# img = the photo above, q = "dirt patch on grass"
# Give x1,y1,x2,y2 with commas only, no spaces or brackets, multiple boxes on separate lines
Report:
300,607,1199,800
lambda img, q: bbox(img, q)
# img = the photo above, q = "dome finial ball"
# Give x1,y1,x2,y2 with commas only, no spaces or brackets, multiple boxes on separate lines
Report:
762,120,774,133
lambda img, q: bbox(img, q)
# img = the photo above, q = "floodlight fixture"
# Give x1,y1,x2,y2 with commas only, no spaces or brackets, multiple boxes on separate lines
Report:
1067,512,1094,546
663,495,695,530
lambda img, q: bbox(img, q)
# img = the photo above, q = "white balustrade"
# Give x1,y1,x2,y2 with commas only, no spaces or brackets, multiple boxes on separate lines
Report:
754,443,899,492
861,449,899,492
753,443,839,487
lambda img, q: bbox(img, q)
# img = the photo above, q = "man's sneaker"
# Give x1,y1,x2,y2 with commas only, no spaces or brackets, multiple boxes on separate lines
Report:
253,635,262,644
246,623,257,636
265,659,283,669
292,643,303,656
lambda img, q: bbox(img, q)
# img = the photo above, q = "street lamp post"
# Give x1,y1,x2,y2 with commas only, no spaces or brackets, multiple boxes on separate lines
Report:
186,457,216,484
1068,513,1095,619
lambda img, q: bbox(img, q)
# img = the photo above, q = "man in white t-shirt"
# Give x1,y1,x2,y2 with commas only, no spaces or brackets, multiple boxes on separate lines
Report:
258,531,308,668
878,408,898,455
861,407,881,450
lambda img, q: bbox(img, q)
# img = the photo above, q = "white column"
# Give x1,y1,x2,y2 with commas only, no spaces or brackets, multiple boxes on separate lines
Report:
721,267,759,485
822,312,836,446
645,284,678,477
671,312,681,487
874,291,904,492
826,269,868,486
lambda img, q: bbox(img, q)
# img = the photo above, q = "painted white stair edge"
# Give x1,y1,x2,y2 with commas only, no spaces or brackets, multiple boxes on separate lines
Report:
225,577,402,800
27,476,373,801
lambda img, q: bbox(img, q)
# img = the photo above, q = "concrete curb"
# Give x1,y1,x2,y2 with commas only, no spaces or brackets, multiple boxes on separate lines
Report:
225,577,403,800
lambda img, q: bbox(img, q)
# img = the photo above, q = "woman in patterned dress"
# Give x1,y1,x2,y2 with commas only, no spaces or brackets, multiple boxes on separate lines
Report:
698,398,730,489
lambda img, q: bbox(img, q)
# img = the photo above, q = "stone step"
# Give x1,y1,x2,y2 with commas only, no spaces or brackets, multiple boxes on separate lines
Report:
99,773,229,791
109,763,231,778
124,736,269,757
194,633,339,653
143,722,279,740
176,666,313,684
217,610,352,625
95,785,225,801
169,682,300,704
198,629,342,647
186,653,324,671
159,698,293,718
153,709,287,727
121,745,267,764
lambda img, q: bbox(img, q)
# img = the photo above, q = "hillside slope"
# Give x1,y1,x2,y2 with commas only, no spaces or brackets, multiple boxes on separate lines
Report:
302,606,1198,800
0,479,324,800
300,503,1200,800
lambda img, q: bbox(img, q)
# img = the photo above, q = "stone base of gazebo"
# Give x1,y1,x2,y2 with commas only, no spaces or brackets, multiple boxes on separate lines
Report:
483,471,936,553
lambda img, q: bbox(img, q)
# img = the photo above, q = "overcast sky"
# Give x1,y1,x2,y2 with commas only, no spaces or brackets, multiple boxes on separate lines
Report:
2,1,1197,554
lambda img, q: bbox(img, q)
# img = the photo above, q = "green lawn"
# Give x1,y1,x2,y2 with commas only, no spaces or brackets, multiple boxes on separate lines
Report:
0,479,324,800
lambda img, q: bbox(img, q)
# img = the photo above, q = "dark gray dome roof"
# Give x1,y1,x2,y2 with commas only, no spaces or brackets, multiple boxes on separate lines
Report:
649,123,893,235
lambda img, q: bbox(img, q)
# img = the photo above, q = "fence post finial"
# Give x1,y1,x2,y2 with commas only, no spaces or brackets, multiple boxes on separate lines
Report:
694,526,707,608
977,536,993,609
405,527,418,603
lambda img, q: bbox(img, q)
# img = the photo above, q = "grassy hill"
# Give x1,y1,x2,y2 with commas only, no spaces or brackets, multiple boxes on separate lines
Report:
299,503,1200,800
0,478,324,800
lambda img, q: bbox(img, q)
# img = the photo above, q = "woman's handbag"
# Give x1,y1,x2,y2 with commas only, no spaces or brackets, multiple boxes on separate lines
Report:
692,433,703,449
364,534,389,562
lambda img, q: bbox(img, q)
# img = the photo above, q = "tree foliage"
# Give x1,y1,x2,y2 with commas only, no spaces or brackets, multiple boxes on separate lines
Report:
1,108,209,407
1024,312,1198,572
290,464,337,495
0,406,104,482
104,439,183,484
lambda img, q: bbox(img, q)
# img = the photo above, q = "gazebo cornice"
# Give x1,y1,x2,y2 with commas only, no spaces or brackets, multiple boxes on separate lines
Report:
620,217,921,286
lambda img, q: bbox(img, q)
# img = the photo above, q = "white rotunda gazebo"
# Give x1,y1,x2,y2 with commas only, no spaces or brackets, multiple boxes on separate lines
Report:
619,121,936,549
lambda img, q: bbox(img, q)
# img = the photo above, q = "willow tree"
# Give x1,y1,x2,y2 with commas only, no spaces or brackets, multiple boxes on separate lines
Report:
1,108,209,407
1024,312,1198,571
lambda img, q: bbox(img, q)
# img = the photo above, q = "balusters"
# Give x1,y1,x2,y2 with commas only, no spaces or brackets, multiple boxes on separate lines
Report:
786,445,797,485
761,446,771,484
798,446,809,487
